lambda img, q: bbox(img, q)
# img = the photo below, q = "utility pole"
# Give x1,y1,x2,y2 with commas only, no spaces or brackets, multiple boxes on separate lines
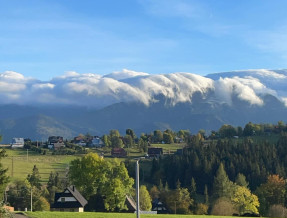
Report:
31,187,32,212
27,149,28,162
11,156,14,177
136,159,140,218
135,157,145,218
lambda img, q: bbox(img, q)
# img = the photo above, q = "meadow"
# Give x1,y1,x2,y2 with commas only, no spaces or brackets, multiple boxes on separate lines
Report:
1,149,80,183
24,212,236,218
0,141,185,183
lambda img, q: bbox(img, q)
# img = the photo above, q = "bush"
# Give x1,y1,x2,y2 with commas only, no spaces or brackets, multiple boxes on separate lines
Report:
268,204,287,218
211,198,238,216
34,197,50,211
195,203,208,215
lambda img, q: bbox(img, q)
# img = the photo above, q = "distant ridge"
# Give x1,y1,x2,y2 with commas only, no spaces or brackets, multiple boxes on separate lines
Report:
0,69,287,143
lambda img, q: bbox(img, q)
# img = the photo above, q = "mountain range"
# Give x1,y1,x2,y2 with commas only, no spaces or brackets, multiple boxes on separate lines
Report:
0,69,287,143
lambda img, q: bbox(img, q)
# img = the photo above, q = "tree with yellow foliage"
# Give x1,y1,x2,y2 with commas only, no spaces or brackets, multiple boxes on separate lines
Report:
232,186,259,215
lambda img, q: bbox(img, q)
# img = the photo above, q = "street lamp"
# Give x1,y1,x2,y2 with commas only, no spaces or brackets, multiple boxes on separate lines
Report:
135,157,145,218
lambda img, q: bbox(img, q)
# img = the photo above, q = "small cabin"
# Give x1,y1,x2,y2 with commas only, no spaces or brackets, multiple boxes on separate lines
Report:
111,148,127,157
51,185,87,212
148,148,163,158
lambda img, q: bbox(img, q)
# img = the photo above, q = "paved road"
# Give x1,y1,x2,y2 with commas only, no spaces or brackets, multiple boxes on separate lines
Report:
13,213,28,218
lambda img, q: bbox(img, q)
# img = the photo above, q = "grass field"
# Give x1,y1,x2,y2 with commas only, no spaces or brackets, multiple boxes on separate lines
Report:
0,142,186,184
24,212,235,218
1,149,81,183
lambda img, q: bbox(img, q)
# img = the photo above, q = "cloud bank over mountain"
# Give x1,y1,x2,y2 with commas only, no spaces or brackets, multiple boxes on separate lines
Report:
0,68,286,108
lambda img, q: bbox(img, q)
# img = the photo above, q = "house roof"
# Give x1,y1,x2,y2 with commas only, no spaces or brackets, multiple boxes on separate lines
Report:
125,195,136,211
148,147,163,154
66,186,88,206
52,185,87,209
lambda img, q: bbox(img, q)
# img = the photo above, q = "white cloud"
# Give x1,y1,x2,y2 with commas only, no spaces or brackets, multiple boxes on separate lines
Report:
104,69,149,80
0,69,286,107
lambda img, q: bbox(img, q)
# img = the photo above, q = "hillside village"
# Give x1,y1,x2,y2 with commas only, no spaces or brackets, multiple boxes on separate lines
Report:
1,121,287,217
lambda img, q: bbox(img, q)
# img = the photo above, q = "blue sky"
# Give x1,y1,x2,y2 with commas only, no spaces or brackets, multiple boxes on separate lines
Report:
1,0,287,80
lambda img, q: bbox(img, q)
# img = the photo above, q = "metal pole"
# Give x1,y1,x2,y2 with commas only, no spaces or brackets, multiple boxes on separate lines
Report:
11,156,13,177
136,160,140,218
31,187,32,212
27,149,28,162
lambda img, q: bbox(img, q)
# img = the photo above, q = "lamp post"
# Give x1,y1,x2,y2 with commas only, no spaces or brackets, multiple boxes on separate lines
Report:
135,157,144,218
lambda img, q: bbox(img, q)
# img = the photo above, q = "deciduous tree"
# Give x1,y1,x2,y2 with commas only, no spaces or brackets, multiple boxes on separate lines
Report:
231,186,259,215
140,185,152,211
69,153,134,211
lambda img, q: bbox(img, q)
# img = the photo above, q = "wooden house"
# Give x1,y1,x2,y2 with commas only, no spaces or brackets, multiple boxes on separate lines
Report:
51,185,87,212
148,148,163,158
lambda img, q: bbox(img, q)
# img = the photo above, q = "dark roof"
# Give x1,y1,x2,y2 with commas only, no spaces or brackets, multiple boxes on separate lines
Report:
52,185,87,209
148,147,163,155
66,186,88,206
125,195,136,211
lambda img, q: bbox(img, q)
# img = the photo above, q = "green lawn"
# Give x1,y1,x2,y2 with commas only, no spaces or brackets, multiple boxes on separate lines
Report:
24,212,236,218
2,148,81,183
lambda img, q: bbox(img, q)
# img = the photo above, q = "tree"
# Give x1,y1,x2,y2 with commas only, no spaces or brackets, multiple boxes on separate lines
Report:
243,122,255,136
165,186,194,214
7,179,31,210
213,163,234,199
124,135,134,148
138,138,148,152
47,172,61,203
69,153,134,211
235,173,249,188
219,124,237,138
110,129,120,138
102,135,111,147
149,185,160,200
190,177,196,199
204,184,209,204
0,149,9,199
27,165,41,189
163,132,174,144
111,136,124,148
126,129,136,139
153,130,163,143
231,186,259,215
256,174,286,215
140,185,152,211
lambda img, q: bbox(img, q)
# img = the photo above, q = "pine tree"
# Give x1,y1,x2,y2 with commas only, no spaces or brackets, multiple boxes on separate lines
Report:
190,177,196,198
27,165,41,189
204,184,209,204
235,173,249,188
213,163,234,199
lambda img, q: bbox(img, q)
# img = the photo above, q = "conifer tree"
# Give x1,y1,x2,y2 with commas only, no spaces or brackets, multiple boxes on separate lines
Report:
213,163,234,199
27,165,41,189
204,184,209,204
190,177,196,198
235,173,249,188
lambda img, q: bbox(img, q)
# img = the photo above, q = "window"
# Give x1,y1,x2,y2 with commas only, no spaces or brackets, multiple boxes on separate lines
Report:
61,197,65,202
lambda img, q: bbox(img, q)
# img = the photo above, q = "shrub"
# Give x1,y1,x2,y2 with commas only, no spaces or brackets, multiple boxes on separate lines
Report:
195,203,208,215
268,204,287,218
211,198,238,216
